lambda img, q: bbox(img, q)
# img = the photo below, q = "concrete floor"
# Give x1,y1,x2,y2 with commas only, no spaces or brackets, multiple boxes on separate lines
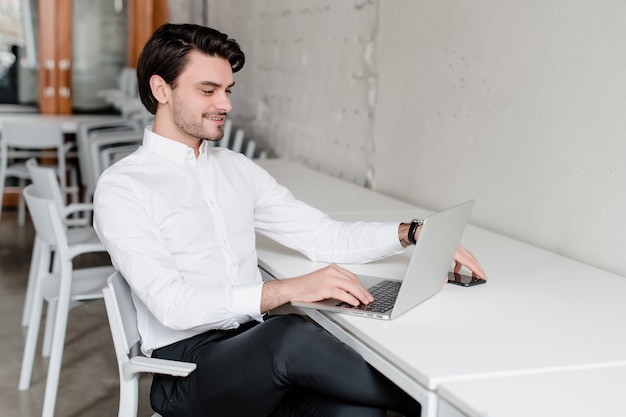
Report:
0,209,152,417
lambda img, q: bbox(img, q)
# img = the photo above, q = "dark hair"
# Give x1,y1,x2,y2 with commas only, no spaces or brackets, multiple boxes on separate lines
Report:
137,23,245,114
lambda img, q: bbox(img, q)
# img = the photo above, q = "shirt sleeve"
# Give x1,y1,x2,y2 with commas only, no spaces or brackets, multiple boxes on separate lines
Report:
251,163,405,263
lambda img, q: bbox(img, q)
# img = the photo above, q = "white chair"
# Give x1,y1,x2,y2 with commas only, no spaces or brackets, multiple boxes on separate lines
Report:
215,121,268,159
229,128,245,154
99,143,141,171
88,130,142,192
0,120,78,226
103,271,197,417
125,105,155,129
213,118,233,149
22,159,102,328
19,184,115,417
26,158,93,227
243,138,268,160
98,67,139,108
75,118,142,202
218,123,241,152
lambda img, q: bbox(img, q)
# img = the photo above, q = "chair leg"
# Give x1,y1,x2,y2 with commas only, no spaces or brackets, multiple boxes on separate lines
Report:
41,268,73,417
19,264,43,391
42,299,85,357
42,253,62,356
68,167,79,204
22,237,43,326
41,299,57,358
0,188,3,224
17,178,27,226
118,376,140,417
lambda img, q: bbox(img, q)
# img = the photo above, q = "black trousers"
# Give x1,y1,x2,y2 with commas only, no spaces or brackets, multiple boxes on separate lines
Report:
151,314,421,417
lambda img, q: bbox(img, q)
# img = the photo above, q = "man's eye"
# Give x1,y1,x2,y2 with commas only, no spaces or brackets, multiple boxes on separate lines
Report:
226,90,232,95
203,90,214,95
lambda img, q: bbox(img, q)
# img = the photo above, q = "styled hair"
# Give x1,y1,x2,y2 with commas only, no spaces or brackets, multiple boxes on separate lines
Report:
137,23,245,114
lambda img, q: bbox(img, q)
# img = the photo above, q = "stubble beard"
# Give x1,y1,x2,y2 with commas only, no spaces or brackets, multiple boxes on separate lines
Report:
173,105,225,143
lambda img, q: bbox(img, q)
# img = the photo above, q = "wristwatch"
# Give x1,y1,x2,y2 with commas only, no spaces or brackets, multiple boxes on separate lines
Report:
408,218,424,245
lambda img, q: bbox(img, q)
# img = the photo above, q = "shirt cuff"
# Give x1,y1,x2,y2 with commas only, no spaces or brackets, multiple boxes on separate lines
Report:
377,222,406,253
231,281,265,321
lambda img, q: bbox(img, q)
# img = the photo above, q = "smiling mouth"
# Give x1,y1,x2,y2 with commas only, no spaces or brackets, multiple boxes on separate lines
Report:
204,113,226,121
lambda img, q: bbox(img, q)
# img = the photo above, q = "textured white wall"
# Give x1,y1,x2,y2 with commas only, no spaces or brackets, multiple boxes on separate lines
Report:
204,1,626,277
374,1,626,276
206,0,378,184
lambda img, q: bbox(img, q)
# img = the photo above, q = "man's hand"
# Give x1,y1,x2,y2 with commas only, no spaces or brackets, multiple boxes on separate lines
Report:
261,264,373,313
453,244,488,280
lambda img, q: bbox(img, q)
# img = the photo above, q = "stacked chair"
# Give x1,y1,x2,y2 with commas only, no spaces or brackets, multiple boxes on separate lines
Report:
214,119,268,160
74,118,143,203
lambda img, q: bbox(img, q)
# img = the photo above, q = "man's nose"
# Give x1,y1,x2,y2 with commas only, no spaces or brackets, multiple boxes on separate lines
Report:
216,92,232,113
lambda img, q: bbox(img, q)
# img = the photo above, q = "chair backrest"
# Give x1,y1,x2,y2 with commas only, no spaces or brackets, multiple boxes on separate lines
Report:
22,184,69,252
104,271,196,417
25,159,67,218
230,128,245,153
100,143,141,171
1,121,68,203
1,120,64,149
75,119,141,193
103,271,141,359
216,118,233,149
88,130,142,181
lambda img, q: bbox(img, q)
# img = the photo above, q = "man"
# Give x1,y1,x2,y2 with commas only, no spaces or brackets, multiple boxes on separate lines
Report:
94,23,487,417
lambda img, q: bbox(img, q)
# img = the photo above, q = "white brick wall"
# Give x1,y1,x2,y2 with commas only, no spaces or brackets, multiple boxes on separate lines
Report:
207,0,378,185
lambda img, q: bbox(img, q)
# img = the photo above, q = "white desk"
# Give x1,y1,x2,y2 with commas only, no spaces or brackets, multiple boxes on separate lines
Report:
255,160,626,417
437,365,626,417
256,159,417,214
0,113,121,134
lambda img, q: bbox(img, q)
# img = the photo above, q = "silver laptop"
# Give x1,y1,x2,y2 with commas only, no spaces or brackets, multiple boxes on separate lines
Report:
291,200,474,320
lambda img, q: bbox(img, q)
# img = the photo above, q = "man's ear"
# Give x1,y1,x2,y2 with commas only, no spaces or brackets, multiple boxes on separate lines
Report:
149,75,170,105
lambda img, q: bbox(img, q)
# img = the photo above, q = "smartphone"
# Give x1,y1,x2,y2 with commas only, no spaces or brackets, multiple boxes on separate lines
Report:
447,272,486,287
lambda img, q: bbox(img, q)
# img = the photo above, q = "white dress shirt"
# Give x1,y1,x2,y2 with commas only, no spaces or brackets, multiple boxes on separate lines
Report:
94,127,404,354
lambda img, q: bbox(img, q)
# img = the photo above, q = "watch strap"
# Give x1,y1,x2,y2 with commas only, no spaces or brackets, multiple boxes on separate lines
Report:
408,218,423,245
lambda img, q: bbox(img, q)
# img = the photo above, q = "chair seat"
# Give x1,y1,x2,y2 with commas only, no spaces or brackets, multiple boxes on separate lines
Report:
40,266,115,302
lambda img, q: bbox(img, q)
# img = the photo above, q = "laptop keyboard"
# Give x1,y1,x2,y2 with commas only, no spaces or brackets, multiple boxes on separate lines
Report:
336,279,401,313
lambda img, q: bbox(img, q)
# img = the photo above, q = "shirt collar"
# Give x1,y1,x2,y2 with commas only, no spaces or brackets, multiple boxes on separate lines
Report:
143,126,211,164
